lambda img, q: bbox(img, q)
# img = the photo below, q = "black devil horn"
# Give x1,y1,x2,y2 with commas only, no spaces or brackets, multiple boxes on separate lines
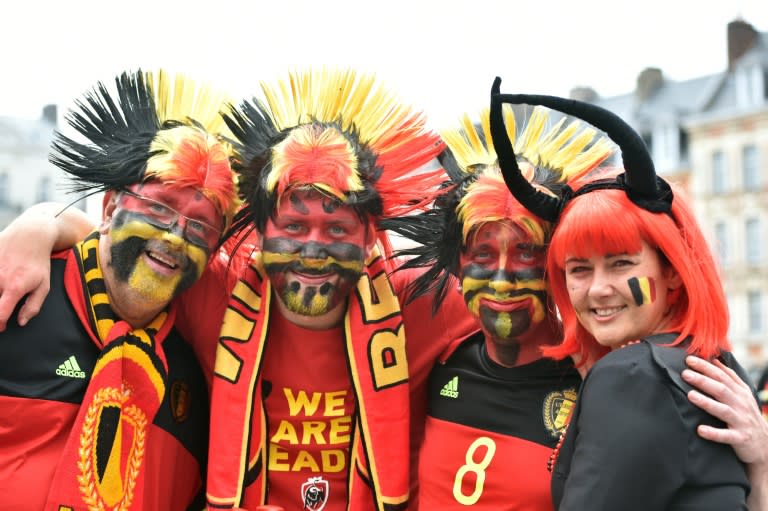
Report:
489,77,563,222
491,78,673,215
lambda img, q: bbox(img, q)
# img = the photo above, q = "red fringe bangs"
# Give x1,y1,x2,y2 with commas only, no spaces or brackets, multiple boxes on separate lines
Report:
547,190,646,268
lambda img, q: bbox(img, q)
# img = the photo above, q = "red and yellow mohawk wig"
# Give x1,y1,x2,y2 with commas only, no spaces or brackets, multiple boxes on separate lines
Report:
386,106,615,309
51,69,240,231
224,68,446,234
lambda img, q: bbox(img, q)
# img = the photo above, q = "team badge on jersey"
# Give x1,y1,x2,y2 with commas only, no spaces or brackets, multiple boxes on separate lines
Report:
301,476,329,510
542,388,578,438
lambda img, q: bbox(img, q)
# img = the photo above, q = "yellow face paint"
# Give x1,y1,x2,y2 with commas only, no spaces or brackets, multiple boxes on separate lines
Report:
282,288,333,316
109,216,209,303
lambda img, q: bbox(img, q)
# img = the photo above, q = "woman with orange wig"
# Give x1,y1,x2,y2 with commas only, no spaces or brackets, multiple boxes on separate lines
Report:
490,78,754,510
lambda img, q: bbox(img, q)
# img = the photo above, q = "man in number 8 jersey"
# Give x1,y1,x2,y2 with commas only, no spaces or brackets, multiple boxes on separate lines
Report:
387,105,613,509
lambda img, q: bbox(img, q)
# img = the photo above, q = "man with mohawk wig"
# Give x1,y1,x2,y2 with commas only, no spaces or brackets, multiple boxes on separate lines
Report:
175,68,474,511
0,69,239,510
384,105,614,509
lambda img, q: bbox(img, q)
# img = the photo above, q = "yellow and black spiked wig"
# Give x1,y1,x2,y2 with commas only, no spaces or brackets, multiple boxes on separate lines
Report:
224,69,446,234
50,69,240,230
385,105,615,310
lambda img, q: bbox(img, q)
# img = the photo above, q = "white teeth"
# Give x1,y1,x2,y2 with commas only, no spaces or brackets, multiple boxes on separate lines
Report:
594,307,622,317
147,250,179,269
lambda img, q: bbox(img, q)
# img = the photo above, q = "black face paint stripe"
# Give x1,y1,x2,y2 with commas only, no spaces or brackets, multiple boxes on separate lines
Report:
628,277,644,306
113,209,170,232
289,193,310,214
322,196,340,213
302,286,318,308
113,210,209,250
462,264,545,282
262,237,364,261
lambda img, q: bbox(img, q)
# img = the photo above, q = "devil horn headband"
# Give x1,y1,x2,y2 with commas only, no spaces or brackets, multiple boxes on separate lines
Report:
490,77,673,222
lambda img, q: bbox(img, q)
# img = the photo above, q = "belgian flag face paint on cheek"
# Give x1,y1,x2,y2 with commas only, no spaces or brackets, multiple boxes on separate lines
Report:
627,276,656,306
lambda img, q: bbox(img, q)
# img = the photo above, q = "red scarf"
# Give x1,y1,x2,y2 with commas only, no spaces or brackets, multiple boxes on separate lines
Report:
46,231,176,510
206,247,410,510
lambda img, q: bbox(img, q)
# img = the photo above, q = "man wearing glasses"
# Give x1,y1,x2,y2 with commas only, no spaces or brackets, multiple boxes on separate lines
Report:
0,69,239,510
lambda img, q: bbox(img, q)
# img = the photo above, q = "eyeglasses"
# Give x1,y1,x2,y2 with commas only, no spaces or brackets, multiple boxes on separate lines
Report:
118,189,222,248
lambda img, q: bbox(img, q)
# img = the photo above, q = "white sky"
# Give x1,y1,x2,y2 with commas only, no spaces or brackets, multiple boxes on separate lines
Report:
3,0,767,128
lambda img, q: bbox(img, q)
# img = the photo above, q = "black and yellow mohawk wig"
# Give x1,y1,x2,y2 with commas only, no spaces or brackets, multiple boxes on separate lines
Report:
224,68,446,235
385,105,615,310
50,69,240,230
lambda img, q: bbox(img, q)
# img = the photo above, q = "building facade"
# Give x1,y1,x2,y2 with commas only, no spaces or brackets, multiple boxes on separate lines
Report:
0,105,84,229
574,19,768,374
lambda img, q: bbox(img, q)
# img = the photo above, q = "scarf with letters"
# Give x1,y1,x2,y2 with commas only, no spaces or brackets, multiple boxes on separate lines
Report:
46,231,176,510
206,245,410,510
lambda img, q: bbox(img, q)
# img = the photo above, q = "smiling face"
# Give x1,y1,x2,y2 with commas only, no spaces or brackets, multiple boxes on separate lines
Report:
563,239,681,349
459,221,550,365
261,189,371,324
101,181,221,316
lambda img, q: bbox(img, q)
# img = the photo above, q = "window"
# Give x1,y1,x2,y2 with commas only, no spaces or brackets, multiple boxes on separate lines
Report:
743,145,760,190
712,151,726,194
746,218,761,264
748,291,763,335
735,65,764,106
714,221,728,265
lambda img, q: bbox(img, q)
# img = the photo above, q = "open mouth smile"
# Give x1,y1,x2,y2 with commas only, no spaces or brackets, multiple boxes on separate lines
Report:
591,306,626,319
144,249,181,274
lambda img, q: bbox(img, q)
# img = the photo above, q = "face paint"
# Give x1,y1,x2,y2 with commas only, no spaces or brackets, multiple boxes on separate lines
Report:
109,212,207,303
627,276,656,306
105,182,216,306
118,183,223,251
460,222,548,342
262,190,369,317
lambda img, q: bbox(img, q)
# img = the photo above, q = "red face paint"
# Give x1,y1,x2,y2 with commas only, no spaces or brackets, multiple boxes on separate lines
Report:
262,189,369,317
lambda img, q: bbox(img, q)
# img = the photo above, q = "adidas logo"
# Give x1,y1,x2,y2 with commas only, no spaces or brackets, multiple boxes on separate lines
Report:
440,376,459,398
56,355,86,379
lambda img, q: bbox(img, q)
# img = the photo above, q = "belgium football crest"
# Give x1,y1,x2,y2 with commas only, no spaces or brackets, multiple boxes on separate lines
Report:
300,476,329,511
78,385,148,508
543,388,577,438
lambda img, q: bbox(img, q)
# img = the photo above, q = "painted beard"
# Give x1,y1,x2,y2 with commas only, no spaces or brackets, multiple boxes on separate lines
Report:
110,236,199,304
461,269,547,341
265,258,363,316
262,239,365,317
